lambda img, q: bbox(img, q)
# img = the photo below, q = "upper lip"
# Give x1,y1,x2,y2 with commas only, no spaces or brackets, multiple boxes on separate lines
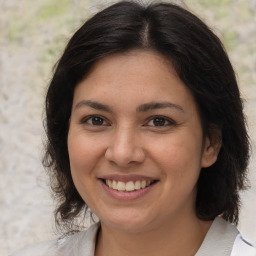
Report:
99,174,158,182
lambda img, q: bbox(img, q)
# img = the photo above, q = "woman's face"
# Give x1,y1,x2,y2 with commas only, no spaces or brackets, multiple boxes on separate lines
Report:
68,50,218,232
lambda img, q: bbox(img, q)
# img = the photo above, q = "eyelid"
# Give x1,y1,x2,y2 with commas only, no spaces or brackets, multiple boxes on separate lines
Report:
81,115,110,126
80,114,176,127
145,115,176,127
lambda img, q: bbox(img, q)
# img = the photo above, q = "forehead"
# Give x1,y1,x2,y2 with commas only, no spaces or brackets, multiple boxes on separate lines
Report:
73,50,196,112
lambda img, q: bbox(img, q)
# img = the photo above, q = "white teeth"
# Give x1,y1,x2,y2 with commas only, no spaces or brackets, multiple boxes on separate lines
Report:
126,181,135,191
117,181,126,191
112,180,117,189
105,179,153,192
106,180,112,188
141,180,146,188
134,180,141,190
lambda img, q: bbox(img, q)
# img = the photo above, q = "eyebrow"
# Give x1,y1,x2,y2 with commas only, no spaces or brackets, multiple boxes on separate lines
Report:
136,102,184,112
75,100,112,112
74,100,184,113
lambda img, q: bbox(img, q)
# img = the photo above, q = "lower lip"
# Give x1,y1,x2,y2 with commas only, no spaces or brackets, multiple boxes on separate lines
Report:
100,180,157,200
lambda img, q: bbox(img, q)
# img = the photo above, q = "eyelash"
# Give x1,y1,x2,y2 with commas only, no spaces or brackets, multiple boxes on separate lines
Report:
81,115,175,128
145,116,175,127
81,115,110,126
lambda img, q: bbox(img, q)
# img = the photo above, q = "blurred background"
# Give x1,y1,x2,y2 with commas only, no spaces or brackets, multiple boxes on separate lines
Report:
0,0,255,255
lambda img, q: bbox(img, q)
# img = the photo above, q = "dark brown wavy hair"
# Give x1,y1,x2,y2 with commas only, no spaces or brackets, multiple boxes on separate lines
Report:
43,0,250,235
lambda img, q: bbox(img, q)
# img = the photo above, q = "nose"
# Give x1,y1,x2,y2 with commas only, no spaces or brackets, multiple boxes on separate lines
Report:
105,127,146,167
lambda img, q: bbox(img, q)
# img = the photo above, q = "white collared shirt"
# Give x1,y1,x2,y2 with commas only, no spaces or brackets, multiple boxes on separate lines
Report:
10,217,256,256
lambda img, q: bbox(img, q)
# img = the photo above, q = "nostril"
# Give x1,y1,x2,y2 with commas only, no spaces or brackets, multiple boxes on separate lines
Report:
105,144,146,167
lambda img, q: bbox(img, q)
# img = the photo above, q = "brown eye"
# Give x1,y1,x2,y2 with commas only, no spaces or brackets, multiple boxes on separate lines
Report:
153,117,167,126
83,115,108,126
147,116,174,127
91,116,104,125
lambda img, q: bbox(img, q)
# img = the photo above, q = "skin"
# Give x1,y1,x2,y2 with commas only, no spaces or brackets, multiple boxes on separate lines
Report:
68,50,221,256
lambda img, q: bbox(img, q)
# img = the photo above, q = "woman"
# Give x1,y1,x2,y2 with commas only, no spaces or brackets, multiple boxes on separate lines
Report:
11,1,255,255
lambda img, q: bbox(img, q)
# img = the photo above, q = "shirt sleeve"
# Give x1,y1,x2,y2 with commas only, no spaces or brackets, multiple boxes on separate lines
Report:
8,239,58,256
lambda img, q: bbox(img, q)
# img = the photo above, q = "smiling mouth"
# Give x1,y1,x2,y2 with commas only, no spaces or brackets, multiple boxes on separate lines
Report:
102,179,158,192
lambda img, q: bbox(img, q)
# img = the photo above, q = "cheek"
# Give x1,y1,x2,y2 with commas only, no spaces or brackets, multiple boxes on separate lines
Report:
68,132,101,172
149,132,203,197
150,134,203,169
67,133,99,202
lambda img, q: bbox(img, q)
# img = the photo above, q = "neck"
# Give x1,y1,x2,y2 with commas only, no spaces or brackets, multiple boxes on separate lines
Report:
95,214,213,256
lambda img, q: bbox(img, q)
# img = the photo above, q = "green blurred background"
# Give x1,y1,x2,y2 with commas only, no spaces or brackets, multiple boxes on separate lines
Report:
3,0,256,89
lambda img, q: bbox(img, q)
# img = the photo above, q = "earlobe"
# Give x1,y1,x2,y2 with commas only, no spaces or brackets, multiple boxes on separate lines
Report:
201,128,222,168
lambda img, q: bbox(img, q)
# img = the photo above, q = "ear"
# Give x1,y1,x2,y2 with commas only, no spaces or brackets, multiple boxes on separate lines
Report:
201,126,222,168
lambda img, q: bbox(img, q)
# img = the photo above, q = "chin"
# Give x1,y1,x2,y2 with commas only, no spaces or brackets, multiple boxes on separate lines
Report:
98,211,155,232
